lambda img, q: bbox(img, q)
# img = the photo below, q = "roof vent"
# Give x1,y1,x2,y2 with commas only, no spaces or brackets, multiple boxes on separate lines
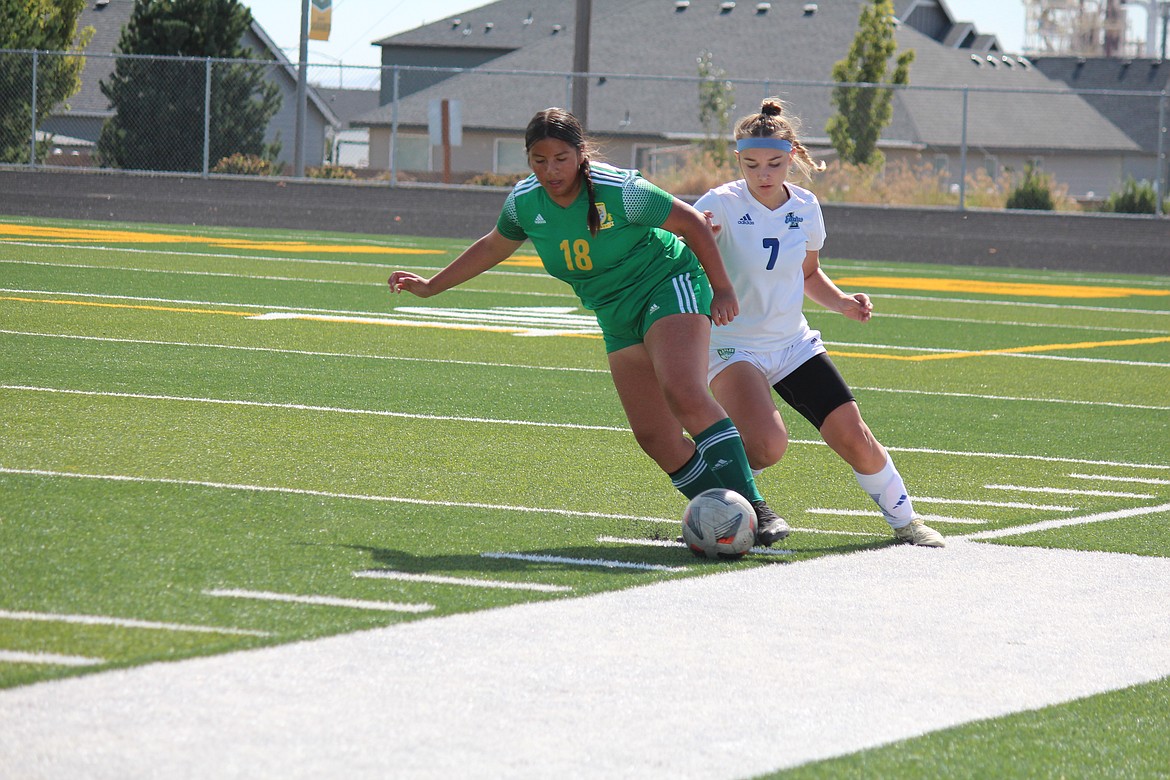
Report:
970,54,983,67
675,0,690,10
720,1,736,13
985,55,999,67
803,4,817,16
95,0,109,6
523,13,533,26
756,2,771,13
551,23,562,34
1001,56,1015,68
450,18,461,28
484,22,494,32
1017,56,1032,69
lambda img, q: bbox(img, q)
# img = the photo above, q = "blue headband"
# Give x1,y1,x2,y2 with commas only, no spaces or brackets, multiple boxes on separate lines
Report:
736,137,793,153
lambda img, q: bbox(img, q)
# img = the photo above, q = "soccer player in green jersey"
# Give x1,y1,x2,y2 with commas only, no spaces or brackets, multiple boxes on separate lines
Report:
388,107,789,546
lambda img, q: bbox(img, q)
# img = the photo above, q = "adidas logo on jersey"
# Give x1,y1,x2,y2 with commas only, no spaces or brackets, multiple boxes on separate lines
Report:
737,213,754,225
534,214,546,224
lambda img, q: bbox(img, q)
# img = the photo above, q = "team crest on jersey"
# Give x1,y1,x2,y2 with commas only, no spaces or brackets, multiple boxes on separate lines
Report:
717,348,736,360
785,212,803,230
595,203,615,230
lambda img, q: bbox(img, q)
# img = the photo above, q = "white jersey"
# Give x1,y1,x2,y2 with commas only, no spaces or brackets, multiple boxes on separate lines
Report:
695,180,826,353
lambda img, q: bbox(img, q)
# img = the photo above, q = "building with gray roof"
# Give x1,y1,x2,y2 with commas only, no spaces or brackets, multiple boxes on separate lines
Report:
354,0,1147,198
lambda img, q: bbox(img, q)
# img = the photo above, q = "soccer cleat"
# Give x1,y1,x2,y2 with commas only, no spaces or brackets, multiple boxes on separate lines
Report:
751,500,790,546
892,518,946,547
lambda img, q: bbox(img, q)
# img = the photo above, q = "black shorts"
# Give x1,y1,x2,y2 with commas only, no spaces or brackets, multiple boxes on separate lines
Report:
772,352,855,429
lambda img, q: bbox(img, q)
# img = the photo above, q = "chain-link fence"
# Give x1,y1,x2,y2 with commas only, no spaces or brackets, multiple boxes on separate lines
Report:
1,50,1166,214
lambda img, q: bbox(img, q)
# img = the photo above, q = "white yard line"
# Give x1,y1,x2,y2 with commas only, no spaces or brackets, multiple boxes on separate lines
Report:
352,570,573,593
203,590,433,614
985,483,1153,499
0,610,269,637
480,552,687,573
961,502,1170,540
0,651,104,667
0,467,668,524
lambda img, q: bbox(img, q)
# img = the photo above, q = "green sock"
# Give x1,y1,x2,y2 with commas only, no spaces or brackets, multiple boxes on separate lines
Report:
693,418,763,503
668,449,723,499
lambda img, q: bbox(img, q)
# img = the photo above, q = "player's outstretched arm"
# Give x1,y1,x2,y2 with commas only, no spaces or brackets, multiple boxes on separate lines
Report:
802,249,873,323
389,229,524,298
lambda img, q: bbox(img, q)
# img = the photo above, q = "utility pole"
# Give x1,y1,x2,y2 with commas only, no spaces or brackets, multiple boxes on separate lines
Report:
294,0,309,177
572,0,592,129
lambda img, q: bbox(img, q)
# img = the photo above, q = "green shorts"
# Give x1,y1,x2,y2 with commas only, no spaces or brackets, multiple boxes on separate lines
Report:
596,269,714,353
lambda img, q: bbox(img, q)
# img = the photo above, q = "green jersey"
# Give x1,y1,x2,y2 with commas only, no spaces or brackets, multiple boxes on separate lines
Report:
496,162,704,313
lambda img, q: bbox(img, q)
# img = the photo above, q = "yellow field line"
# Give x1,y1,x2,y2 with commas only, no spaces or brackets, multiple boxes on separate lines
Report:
833,335,1170,362
837,276,1170,299
0,296,254,317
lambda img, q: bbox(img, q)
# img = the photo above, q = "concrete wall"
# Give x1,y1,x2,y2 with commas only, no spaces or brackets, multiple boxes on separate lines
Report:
0,169,1165,275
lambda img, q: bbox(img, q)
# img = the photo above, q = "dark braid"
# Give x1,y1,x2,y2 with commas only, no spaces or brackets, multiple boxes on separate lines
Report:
525,107,600,236
582,160,600,236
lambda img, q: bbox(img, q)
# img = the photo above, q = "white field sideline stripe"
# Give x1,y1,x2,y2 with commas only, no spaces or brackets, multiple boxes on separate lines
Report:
910,496,1077,510
857,310,1170,334
0,468,678,525
824,262,1170,290
0,386,628,432
0,609,270,636
0,650,104,667
1,241,559,282
961,502,1170,540
597,536,797,555
851,385,1170,412
3,382,1164,472
3,329,1161,411
816,339,1170,369
481,552,687,573
1,259,382,287
985,484,1154,499
0,287,572,321
803,508,987,525
1070,473,1170,485
856,291,1170,316
203,589,433,613
0,330,609,374
353,570,573,593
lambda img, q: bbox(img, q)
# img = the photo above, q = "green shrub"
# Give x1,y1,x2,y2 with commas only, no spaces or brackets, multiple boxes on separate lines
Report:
212,153,279,176
1006,163,1055,210
1104,177,1160,214
307,164,356,180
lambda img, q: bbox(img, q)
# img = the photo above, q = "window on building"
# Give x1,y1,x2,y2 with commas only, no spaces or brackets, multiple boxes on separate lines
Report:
495,139,528,173
393,134,431,171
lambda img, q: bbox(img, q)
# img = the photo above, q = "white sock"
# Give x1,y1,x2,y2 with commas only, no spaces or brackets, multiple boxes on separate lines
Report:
853,456,914,529
751,467,765,478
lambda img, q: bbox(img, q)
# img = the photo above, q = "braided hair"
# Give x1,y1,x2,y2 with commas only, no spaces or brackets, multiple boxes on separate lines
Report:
525,108,601,236
734,97,826,181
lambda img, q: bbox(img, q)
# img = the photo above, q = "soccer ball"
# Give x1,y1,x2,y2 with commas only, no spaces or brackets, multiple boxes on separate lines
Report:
681,488,757,560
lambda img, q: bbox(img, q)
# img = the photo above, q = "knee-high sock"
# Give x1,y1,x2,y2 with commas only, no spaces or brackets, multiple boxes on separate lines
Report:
693,418,764,504
854,455,914,528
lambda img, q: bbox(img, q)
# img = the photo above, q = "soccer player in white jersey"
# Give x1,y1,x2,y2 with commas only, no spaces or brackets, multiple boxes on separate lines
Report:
390,107,790,546
694,98,944,547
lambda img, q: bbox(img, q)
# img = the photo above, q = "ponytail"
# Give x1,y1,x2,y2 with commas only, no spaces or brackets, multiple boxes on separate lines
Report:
583,161,600,236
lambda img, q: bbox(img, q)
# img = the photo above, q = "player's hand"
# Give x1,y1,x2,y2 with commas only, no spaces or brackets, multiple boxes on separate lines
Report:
710,287,739,327
703,210,722,238
388,271,434,298
840,292,873,323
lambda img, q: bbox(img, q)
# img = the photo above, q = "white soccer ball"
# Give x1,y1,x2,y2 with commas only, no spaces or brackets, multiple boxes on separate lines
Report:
681,488,757,560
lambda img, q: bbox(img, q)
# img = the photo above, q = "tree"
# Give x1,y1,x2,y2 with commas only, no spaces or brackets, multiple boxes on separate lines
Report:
0,0,92,163
826,0,914,168
697,51,735,168
97,0,280,172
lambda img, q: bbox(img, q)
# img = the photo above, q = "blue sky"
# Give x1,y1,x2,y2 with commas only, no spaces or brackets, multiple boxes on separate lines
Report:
245,0,1033,71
